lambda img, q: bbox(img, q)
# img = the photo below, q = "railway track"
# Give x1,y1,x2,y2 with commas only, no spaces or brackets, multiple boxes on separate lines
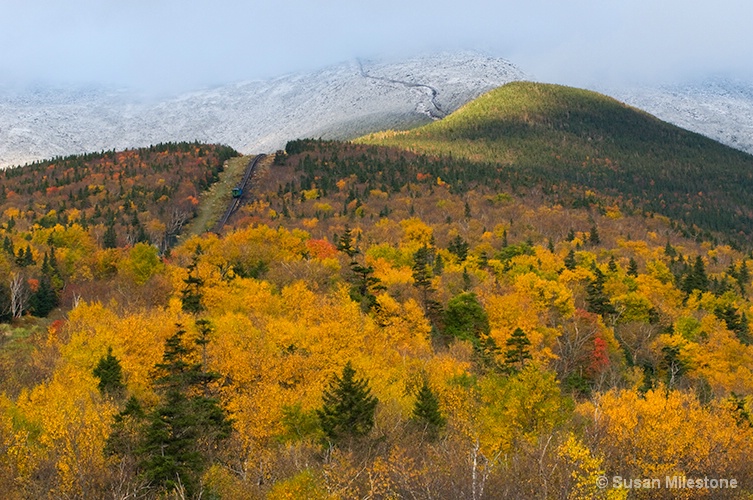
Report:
213,154,266,233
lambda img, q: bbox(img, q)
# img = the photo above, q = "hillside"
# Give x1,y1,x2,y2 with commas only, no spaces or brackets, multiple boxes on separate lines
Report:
361,81,753,242
0,52,525,168
2,134,753,497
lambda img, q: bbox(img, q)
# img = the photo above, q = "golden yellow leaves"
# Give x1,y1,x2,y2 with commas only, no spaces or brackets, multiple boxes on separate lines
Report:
580,388,753,487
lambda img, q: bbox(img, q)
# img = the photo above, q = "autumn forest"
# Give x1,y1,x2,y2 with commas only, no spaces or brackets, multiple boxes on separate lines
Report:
2,83,753,499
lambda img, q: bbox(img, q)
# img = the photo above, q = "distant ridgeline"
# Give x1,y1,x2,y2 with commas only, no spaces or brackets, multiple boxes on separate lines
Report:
0,142,238,250
355,82,753,246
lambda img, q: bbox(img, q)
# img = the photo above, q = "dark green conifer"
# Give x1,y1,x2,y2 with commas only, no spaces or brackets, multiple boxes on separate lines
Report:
588,224,600,245
443,292,490,344
504,327,532,374
2,236,13,255
411,381,445,438
103,222,117,249
433,253,444,276
30,276,58,317
447,235,469,262
412,245,439,315
586,267,616,316
140,325,232,496
607,256,618,273
181,252,205,314
627,257,639,277
336,226,359,260
93,346,125,397
564,249,577,270
682,256,709,294
317,361,378,446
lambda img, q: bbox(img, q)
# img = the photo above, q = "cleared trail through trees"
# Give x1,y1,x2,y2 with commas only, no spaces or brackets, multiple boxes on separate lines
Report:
213,154,265,233
357,60,447,119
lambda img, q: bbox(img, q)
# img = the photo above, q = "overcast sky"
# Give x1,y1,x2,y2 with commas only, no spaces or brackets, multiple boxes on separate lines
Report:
2,0,752,93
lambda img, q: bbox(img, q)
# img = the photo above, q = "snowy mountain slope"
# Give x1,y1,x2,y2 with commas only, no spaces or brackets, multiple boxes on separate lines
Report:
599,79,753,156
0,52,526,168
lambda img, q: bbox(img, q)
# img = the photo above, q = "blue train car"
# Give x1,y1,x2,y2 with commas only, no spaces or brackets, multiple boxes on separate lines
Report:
232,187,243,198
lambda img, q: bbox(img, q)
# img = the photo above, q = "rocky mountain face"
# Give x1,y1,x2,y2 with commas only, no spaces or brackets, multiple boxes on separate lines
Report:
0,52,525,168
599,79,753,156
2,51,751,169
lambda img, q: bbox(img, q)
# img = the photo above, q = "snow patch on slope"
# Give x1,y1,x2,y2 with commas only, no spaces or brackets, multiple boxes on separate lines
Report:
0,52,526,168
599,79,753,156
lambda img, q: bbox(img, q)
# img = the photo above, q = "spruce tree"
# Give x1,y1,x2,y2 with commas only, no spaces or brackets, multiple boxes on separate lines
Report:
447,235,469,262
317,361,378,446
682,256,709,295
627,257,639,277
3,236,13,255
93,346,125,397
139,325,232,497
564,249,577,270
588,224,600,245
336,226,359,261
349,261,384,311
443,292,490,344
29,276,58,317
504,327,532,374
586,267,616,316
103,222,118,249
412,245,441,318
411,381,445,438
607,256,618,273
181,252,205,314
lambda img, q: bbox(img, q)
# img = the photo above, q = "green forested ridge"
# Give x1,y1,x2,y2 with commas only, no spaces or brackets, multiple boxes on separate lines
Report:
360,81,753,242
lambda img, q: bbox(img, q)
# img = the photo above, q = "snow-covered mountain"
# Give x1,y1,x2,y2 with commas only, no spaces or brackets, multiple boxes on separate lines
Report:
598,79,753,156
3,51,752,169
0,52,525,168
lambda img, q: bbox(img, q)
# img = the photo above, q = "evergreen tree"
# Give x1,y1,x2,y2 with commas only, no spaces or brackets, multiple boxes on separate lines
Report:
664,241,677,258
566,228,575,242
432,253,444,276
447,235,469,262
504,327,532,374
564,249,577,270
41,252,51,276
462,267,472,291
412,245,441,318
336,226,359,261
103,222,118,249
586,267,616,316
411,381,445,438
737,260,750,296
682,256,709,295
317,361,378,446
2,236,13,256
588,224,600,245
93,346,125,397
348,262,384,312
139,325,232,496
476,334,503,373
627,257,639,277
29,276,58,317
607,256,618,273
23,244,35,266
714,304,751,345
181,252,205,314
443,292,490,344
